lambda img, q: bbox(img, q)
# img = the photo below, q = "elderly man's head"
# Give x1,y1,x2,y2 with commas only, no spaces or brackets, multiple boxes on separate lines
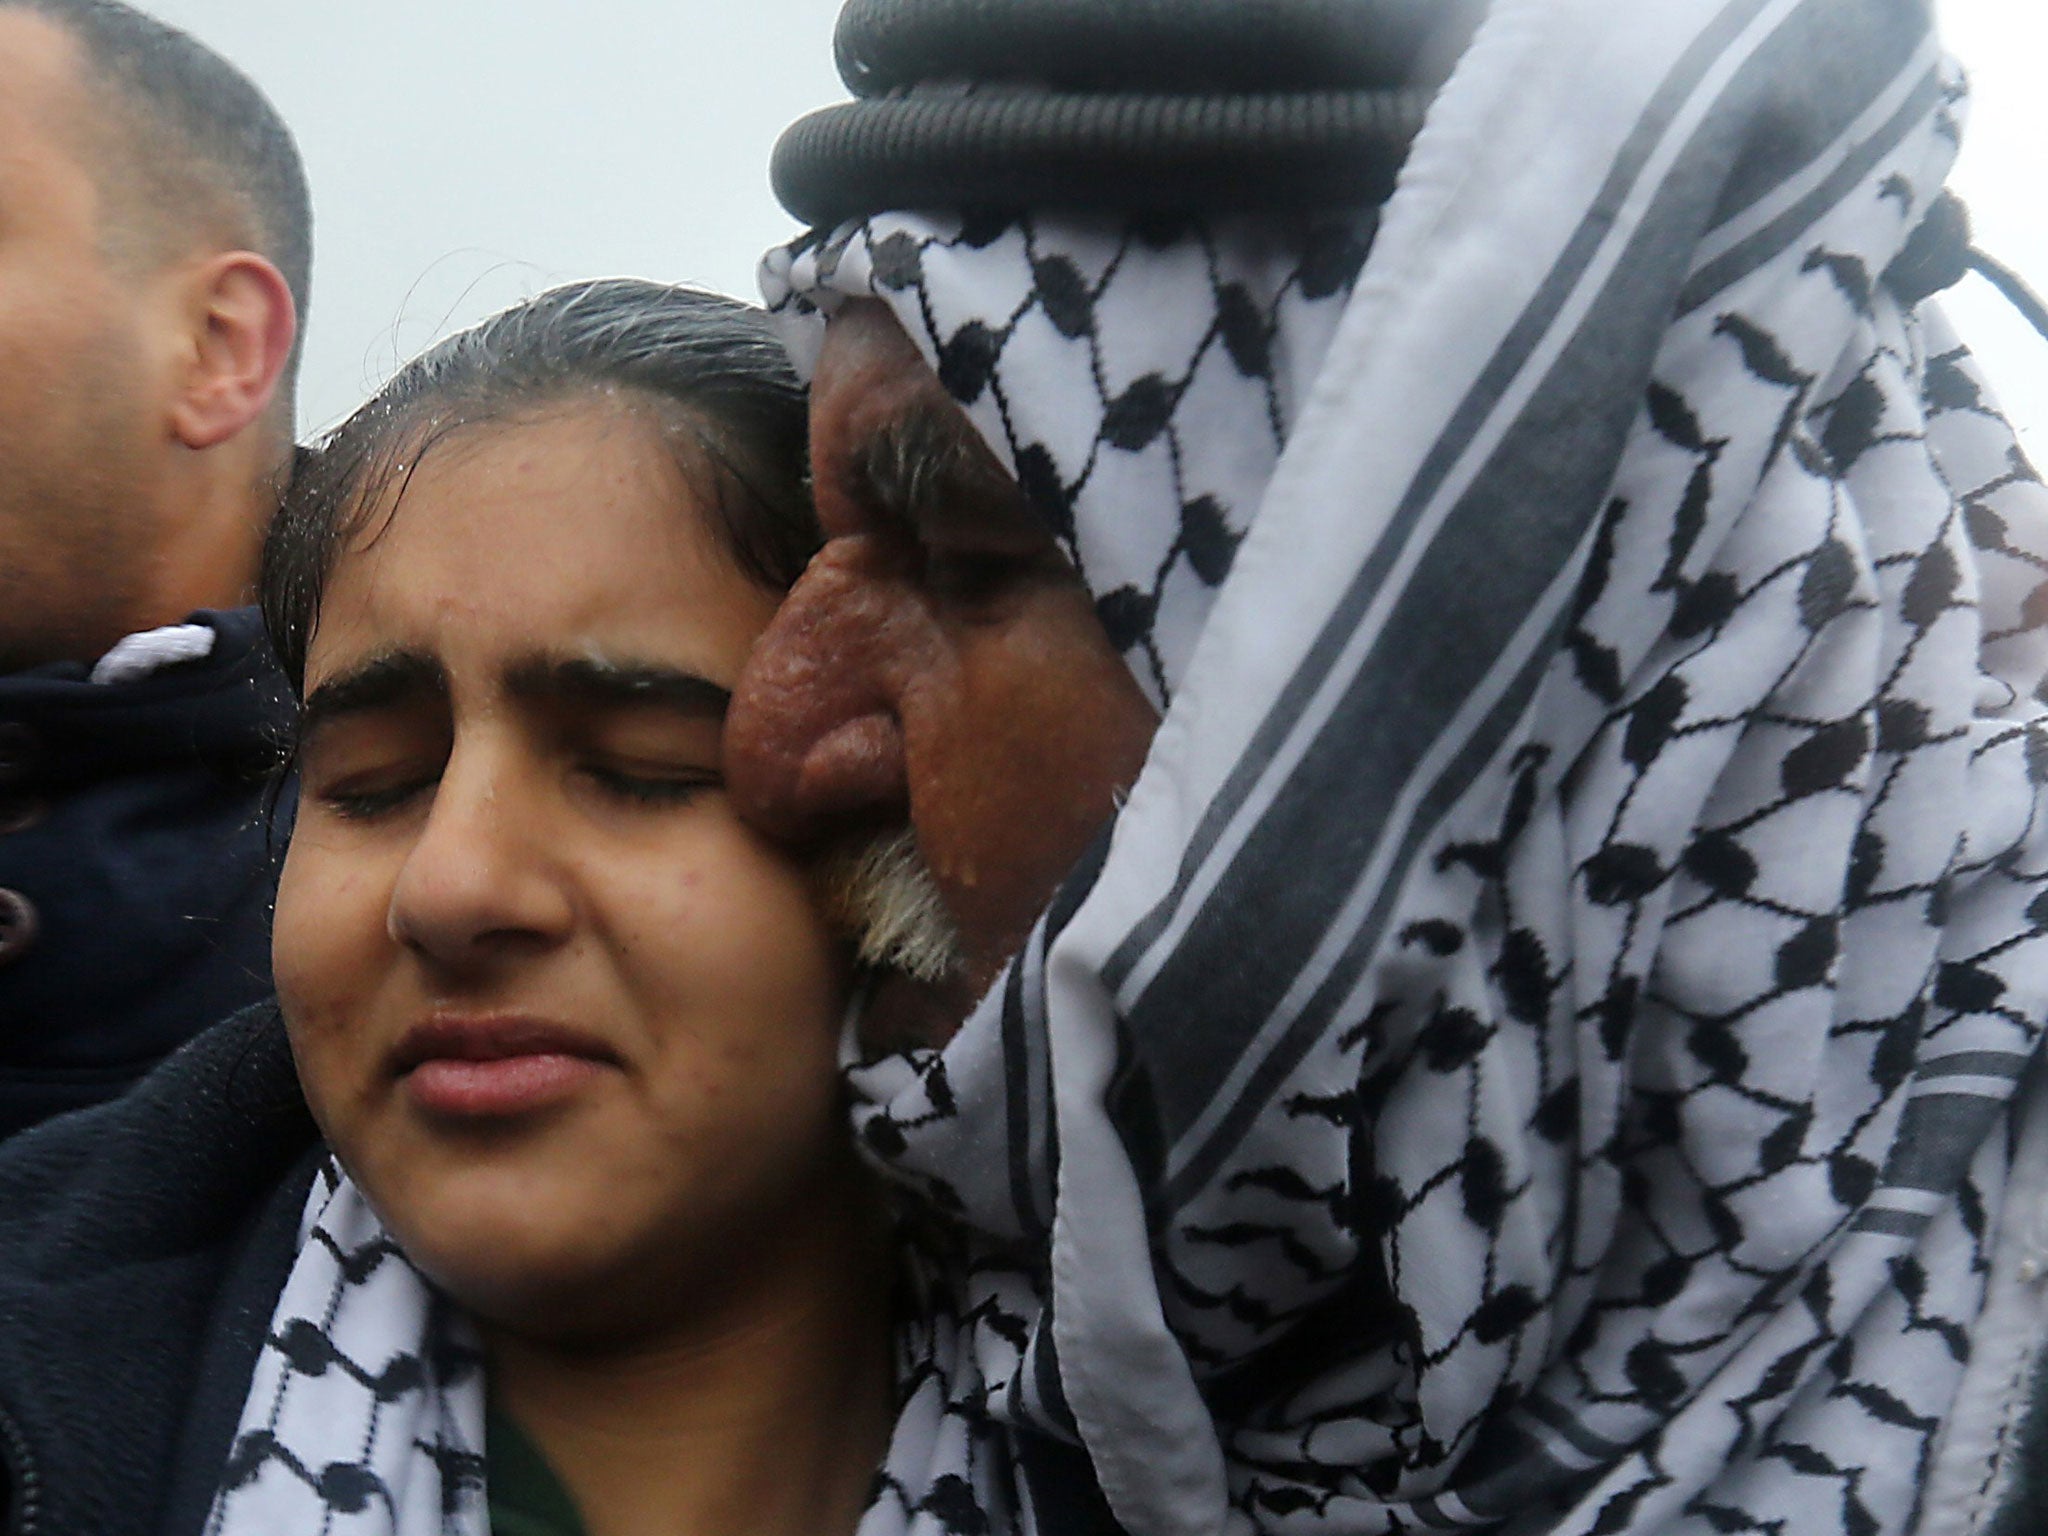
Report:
728,0,1482,1045
727,298,1159,1047
0,0,308,672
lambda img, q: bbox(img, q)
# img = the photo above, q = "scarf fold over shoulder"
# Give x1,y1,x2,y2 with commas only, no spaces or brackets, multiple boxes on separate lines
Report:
761,0,2048,1531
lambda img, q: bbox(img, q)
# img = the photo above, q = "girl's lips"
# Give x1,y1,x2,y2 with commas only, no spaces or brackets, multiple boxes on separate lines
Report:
404,1052,610,1118
390,1016,621,1118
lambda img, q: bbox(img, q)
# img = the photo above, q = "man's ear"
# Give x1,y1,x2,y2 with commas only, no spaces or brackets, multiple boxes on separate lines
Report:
167,250,297,451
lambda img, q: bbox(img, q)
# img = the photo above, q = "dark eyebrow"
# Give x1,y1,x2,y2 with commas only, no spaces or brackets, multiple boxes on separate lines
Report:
300,651,446,740
852,399,1054,553
852,401,986,534
504,655,731,718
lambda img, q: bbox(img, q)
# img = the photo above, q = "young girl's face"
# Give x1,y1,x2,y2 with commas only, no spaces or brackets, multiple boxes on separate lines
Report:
273,399,853,1341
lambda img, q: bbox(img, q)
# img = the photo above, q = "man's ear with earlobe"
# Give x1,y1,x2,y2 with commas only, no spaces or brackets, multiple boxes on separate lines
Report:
168,250,297,451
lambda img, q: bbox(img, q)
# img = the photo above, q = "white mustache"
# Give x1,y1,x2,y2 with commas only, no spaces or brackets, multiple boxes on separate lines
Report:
813,828,962,986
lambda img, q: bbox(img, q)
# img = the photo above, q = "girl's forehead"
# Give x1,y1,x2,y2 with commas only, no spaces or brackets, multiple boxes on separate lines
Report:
333,412,706,584
350,401,682,530
310,407,778,684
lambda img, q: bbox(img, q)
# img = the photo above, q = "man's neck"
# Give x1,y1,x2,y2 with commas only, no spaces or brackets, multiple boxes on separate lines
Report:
138,507,264,631
133,442,278,638
482,1202,896,1536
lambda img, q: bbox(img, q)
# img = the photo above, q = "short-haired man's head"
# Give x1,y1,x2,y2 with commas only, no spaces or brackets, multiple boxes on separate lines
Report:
262,278,818,699
7,0,311,408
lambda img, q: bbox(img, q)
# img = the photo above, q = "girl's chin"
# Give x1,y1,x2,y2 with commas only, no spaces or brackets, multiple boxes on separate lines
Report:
360,1181,630,1319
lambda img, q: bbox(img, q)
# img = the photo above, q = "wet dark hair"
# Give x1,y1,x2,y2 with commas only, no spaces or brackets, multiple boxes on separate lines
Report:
261,278,818,697
9,0,313,393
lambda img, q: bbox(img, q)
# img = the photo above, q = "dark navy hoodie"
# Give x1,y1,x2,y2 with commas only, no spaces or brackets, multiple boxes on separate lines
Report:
0,608,289,1140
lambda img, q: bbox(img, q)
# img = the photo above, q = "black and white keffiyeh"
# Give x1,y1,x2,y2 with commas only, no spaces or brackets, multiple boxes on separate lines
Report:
212,1,2048,1533
206,1163,486,1534
760,0,2048,1532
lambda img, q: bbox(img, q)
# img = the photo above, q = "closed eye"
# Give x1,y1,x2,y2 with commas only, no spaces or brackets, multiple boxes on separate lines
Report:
581,762,722,807
315,770,440,823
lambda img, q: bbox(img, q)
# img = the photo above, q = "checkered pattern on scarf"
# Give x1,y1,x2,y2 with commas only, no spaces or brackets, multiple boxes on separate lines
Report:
205,1164,486,1535
760,2,2048,1533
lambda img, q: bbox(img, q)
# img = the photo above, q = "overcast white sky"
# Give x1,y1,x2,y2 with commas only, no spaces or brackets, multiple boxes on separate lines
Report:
145,1,2046,448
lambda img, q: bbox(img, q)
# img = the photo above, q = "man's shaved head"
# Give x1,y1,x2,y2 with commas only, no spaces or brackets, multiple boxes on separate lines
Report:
0,0,310,670
5,0,311,411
